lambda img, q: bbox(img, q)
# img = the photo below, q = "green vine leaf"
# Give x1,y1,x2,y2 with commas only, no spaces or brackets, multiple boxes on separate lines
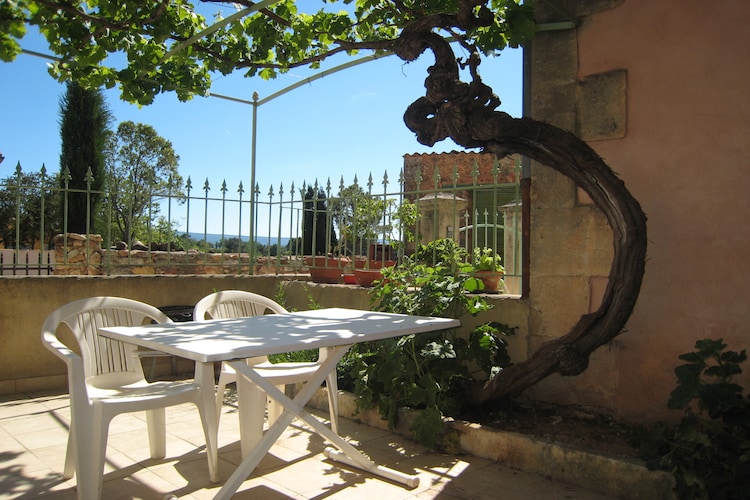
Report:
2,1,535,103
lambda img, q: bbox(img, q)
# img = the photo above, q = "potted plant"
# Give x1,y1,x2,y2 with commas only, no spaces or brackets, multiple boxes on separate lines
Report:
471,247,505,293
346,238,516,447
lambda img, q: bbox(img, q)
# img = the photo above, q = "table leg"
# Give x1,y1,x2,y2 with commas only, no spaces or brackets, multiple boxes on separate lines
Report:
215,348,346,499
195,361,219,483
215,377,300,499
214,346,419,499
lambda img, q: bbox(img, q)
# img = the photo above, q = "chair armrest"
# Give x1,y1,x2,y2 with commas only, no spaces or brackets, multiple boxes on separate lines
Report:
41,330,88,397
42,330,79,364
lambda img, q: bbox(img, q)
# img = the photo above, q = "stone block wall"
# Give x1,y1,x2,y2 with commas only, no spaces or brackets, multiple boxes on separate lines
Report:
52,233,301,276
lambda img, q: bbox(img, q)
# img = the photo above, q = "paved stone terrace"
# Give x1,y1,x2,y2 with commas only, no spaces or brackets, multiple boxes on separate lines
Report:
0,391,615,499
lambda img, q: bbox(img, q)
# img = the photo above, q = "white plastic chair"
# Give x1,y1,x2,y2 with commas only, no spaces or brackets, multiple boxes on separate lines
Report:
41,296,214,500
193,290,339,435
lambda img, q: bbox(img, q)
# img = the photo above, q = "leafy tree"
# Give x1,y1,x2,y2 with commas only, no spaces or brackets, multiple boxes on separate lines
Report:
58,81,112,234
0,165,61,248
149,216,185,250
2,1,649,408
219,237,244,253
285,236,303,256
103,121,183,244
266,242,284,257
331,183,393,257
217,236,263,254
254,241,268,255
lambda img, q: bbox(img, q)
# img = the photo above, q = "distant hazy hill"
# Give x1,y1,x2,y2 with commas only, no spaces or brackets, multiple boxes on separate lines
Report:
190,233,291,247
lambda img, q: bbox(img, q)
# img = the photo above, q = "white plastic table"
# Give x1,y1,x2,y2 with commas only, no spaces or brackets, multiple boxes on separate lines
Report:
99,307,460,499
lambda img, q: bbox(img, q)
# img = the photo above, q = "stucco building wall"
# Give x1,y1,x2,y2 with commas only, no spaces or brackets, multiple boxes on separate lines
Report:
525,0,750,422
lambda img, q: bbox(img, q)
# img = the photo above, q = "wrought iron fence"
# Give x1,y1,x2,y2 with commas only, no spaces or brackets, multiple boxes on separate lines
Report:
0,159,523,291
0,249,54,276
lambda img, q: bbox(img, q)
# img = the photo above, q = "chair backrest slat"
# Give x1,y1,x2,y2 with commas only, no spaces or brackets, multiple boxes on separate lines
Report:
48,297,172,380
193,291,290,365
194,291,288,321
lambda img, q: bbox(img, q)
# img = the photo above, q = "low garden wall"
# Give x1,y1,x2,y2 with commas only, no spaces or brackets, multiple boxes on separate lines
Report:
52,233,300,276
0,273,528,397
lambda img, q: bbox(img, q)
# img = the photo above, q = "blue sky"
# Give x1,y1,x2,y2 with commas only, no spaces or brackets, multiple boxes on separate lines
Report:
0,27,522,236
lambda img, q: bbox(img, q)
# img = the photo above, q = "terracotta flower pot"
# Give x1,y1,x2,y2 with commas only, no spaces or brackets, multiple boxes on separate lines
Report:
352,268,384,287
474,270,504,293
353,257,395,269
367,259,396,269
351,259,397,287
303,256,350,284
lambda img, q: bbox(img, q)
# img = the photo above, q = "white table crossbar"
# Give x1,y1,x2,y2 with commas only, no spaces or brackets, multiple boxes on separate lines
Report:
217,345,419,499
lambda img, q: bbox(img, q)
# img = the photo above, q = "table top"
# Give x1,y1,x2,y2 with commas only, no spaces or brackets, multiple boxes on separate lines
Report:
99,307,460,363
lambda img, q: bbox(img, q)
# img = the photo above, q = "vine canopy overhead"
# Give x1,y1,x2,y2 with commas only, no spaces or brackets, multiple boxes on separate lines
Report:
1,0,535,105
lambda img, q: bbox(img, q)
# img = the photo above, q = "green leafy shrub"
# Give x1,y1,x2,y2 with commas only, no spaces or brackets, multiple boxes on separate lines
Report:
342,239,515,448
636,338,750,499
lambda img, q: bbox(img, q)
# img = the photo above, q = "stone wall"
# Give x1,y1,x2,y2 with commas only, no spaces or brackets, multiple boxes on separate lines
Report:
523,0,622,415
52,233,301,276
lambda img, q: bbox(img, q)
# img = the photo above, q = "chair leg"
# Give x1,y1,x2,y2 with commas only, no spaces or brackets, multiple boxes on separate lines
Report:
75,407,109,500
146,407,167,459
63,421,76,480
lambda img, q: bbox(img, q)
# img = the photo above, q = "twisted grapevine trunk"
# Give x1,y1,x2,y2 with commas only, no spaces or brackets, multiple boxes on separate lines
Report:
397,16,648,403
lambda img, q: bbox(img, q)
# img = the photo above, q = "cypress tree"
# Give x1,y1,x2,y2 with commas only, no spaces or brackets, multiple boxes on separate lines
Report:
58,82,112,234
302,186,338,255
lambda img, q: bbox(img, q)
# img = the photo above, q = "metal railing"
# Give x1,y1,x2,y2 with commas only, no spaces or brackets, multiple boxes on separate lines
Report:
0,161,523,287
0,249,55,276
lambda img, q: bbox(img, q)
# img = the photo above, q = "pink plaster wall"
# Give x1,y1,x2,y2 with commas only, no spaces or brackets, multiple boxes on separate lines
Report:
577,1,750,420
